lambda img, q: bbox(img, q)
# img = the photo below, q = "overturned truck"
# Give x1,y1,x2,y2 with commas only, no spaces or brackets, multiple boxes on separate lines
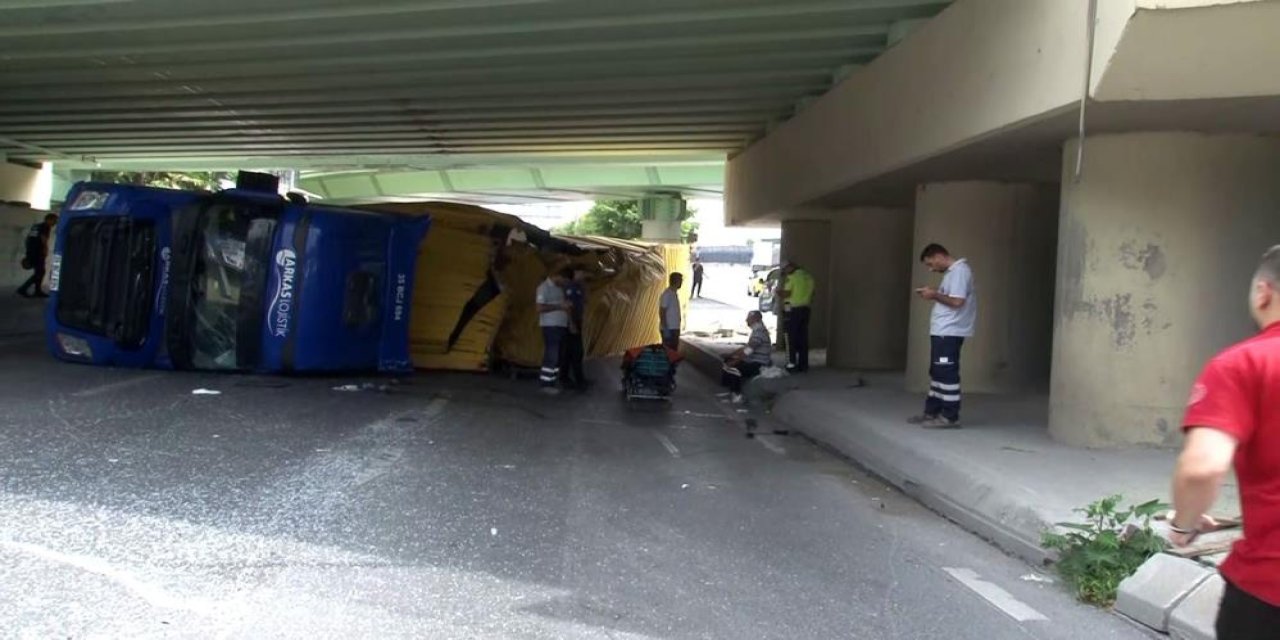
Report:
45,179,689,374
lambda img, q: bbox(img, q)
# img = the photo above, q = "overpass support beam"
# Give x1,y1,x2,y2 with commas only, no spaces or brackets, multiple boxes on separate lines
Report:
640,194,686,243
1050,133,1280,447
906,181,1059,395
781,219,832,351
827,207,915,371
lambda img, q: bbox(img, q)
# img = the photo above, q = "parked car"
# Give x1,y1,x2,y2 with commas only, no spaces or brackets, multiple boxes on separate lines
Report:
758,268,783,313
747,265,779,297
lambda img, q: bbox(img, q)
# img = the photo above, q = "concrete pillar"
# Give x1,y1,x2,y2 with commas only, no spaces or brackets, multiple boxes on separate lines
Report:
827,207,915,370
781,219,832,350
905,181,1059,394
639,194,685,242
1050,133,1280,448
0,161,52,210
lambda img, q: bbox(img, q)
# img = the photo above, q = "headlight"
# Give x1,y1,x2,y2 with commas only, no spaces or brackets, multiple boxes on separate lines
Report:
56,333,93,360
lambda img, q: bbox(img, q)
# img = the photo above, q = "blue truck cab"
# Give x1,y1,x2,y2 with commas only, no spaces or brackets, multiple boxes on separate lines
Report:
47,179,429,373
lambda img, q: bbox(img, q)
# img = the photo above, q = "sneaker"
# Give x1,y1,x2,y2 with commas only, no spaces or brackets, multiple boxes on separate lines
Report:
920,417,962,430
15,290,29,298
906,414,938,425
540,386,561,396
730,394,745,404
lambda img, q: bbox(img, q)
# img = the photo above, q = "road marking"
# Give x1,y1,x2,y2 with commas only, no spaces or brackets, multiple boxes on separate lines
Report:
72,373,164,398
653,432,681,458
942,567,1048,622
755,435,787,455
0,539,217,614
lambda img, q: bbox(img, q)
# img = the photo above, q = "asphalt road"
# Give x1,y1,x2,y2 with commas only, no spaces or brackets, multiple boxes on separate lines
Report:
0,330,1150,639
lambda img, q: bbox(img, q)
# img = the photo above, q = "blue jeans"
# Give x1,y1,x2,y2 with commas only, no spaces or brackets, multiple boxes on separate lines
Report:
540,326,567,387
923,335,965,422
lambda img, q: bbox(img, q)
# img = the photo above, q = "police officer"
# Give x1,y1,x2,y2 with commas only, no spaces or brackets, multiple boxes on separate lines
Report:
780,261,815,372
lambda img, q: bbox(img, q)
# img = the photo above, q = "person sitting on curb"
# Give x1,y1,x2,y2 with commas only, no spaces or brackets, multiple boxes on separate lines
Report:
721,310,773,405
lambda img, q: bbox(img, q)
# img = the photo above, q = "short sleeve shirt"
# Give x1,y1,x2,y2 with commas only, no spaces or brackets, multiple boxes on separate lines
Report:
659,288,681,331
536,278,569,327
930,259,976,337
1183,322,1280,606
744,324,773,365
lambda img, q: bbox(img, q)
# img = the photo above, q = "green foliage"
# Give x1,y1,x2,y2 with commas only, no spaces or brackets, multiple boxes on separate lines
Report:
1041,495,1169,606
559,199,699,242
89,171,233,192
560,200,643,239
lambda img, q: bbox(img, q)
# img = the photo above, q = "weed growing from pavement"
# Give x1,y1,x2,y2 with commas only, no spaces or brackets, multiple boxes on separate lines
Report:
1041,495,1169,606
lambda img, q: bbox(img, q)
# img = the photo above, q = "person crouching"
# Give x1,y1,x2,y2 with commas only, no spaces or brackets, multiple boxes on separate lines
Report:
722,311,773,404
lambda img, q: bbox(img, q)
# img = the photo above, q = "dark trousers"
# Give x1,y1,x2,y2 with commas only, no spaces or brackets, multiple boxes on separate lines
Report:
540,326,566,387
560,332,586,387
691,277,703,297
1218,578,1280,639
661,329,680,350
18,263,45,295
923,335,965,422
722,361,763,394
786,306,811,371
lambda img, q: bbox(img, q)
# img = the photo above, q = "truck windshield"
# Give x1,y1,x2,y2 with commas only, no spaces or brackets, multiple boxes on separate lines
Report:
56,216,156,349
168,199,278,371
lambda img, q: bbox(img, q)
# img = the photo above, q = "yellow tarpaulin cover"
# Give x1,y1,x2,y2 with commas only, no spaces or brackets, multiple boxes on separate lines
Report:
359,202,691,371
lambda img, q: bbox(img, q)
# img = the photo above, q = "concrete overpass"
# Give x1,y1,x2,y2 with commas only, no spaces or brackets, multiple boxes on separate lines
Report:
726,0,1280,447
0,0,953,235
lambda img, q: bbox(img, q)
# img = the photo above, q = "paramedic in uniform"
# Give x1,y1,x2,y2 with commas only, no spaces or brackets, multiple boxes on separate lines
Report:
1171,245,1280,637
910,244,976,429
536,268,573,395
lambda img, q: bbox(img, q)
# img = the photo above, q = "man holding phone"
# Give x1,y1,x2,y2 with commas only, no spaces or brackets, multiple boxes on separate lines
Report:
909,244,976,429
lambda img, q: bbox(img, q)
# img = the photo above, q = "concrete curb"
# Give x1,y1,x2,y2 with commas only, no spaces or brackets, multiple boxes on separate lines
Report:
681,337,1226,639
1115,554,1212,632
680,338,1053,565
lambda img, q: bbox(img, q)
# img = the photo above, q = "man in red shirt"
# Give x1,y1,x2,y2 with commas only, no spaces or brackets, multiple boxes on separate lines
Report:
1173,247,1280,638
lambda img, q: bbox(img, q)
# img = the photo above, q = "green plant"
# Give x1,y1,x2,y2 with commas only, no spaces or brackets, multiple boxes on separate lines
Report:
1041,495,1169,606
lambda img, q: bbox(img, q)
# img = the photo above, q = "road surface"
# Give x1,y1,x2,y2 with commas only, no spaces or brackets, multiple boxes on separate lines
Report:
0,328,1147,639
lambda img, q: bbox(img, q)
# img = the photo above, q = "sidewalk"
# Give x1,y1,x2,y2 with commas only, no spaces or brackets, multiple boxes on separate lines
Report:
682,335,1243,638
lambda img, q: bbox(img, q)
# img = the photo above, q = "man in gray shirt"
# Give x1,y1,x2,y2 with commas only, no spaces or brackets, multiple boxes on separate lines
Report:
910,244,976,428
659,272,684,349
536,268,573,395
721,311,773,404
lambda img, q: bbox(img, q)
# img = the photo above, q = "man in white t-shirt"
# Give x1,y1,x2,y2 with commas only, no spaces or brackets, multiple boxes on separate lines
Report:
910,243,977,429
536,268,574,395
658,272,684,349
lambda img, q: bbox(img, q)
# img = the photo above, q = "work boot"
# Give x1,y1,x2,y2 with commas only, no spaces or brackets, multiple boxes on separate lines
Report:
920,417,962,430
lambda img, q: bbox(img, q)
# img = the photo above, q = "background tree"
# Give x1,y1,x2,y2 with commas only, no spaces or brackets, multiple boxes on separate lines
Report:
559,199,698,242
88,171,235,191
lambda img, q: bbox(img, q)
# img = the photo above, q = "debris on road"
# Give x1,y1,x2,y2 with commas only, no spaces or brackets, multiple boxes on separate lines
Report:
332,383,391,393
191,388,221,395
1021,574,1055,584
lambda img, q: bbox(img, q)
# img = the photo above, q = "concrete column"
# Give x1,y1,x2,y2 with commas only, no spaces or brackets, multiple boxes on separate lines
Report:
1050,133,1280,448
639,194,685,242
905,181,1059,394
781,219,832,350
827,207,915,370
0,161,52,210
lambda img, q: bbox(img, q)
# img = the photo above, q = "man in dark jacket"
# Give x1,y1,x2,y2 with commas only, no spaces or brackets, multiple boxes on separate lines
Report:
17,214,57,299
